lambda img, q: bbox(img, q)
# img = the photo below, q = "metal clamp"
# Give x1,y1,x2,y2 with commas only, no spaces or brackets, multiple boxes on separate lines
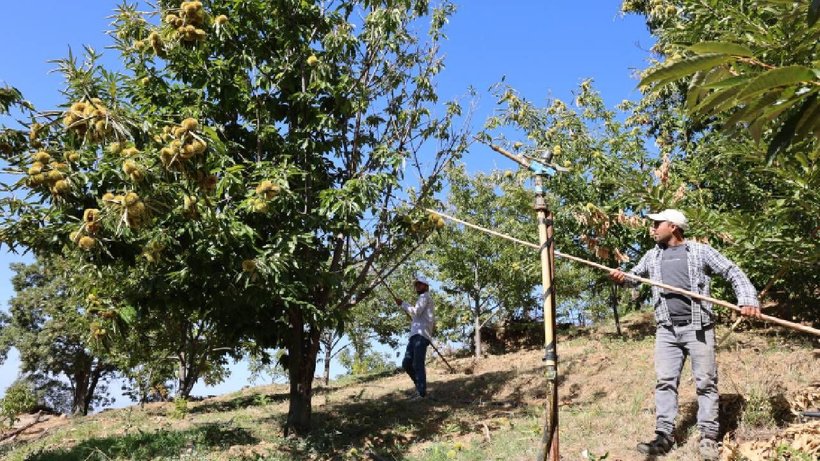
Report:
528,160,556,176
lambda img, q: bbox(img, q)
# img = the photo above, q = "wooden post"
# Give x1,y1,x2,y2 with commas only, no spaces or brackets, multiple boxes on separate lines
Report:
534,176,559,461
482,143,561,461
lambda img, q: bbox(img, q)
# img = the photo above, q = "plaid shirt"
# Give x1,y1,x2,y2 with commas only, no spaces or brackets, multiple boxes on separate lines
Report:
628,241,759,329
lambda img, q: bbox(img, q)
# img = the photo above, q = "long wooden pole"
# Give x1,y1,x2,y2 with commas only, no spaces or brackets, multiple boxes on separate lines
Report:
424,207,820,338
717,267,786,349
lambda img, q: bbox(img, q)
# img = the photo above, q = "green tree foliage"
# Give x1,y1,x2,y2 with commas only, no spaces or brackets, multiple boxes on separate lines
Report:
247,348,288,385
337,346,394,376
0,0,466,434
628,0,819,160
119,303,236,400
119,351,176,406
0,379,38,428
480,82,657,331
0,86,25,117
0,260,115,416
317,330,344,385
624,0,819,322
482,82,654,264
554,262,614,326
430,164,539,356
347,279,409,351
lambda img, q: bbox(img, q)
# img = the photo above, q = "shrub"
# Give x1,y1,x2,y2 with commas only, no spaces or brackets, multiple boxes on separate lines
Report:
741,386,776,429
170,397,189,419
0,379,38,427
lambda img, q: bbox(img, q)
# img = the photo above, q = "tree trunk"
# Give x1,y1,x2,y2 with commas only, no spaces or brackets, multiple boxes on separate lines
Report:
82,362,105,415
323,341,332,386
177,352,198,399
285,307,321,436
177,352,188,397
68,354,112,416
472,266,482,358
71,369,90,416
473,296,482,358
610,283,622,336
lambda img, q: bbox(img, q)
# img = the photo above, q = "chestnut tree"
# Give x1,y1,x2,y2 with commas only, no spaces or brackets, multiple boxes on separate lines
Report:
0,0,466,434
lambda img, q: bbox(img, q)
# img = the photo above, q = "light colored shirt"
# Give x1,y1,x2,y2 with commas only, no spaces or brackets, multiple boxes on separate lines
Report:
628,241,759,329
402,291,435,340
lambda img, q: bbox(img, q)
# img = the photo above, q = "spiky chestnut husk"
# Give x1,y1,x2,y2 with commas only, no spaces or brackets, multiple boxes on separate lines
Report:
255,181,282,200
121,147,140,157
181,117,199,131
183,195,197,210
50,162,69,172
33,151,51,163
129,170,144,182
52,180,70,194
242,259,257,273
251,198,268,213
190,139,207,155
127,201,146,217
124,192,140,207
78,236,96,250
28,173,46,186
83,208,100,222
123,160,138,175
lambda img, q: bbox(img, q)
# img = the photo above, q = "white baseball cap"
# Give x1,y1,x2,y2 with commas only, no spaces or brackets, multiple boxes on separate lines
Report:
647,209,688,231
413,275,430,286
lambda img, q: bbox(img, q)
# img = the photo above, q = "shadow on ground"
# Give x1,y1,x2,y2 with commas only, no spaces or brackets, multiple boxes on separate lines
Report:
720,393,744,437
18,422,257,461
189,391,290,414
188,369,404,415
660,391,794,446
270,367,546,460
327,368,404,388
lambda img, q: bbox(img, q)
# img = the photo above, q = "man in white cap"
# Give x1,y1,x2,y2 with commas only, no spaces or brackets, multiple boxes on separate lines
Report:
395,274,435,399
609,209,761,461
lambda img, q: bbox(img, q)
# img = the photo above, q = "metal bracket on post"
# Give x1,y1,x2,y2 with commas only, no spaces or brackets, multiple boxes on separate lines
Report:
543,341,557,365
528,161,556,177
534,195,548,212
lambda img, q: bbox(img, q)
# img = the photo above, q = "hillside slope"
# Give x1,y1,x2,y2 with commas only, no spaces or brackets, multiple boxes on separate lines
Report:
1,313,817,461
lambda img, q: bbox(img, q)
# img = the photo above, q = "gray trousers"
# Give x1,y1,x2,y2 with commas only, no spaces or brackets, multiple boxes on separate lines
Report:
654,324,719,439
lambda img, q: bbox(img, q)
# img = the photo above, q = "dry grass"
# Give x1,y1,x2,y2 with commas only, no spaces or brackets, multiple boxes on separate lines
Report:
0,313,816,461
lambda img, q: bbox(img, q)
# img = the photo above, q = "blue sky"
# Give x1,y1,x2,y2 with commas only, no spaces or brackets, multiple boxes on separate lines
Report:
0,1,654,404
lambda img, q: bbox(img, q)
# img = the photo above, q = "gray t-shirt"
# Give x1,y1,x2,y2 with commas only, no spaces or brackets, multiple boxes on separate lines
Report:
661,244,692,321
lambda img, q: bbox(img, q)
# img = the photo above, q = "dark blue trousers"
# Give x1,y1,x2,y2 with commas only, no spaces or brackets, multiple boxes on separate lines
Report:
402,334,430,396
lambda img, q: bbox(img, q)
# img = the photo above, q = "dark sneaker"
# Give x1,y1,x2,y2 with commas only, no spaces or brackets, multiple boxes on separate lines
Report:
699,438,720,461
636,432,674,455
